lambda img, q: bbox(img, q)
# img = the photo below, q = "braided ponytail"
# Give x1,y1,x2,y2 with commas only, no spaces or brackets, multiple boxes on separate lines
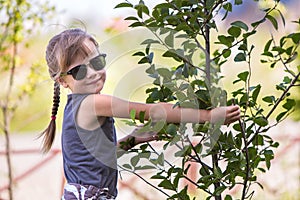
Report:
40,82,60,153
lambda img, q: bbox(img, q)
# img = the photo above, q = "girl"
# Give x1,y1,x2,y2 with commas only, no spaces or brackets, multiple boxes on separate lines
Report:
41,28,240,200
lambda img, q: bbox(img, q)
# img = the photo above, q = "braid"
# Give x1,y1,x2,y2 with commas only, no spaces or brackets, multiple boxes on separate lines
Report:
40,82,60,153
51,82,60,120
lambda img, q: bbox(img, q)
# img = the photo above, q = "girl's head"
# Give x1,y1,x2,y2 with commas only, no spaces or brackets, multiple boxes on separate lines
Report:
41,28,105,153
46,28,99,80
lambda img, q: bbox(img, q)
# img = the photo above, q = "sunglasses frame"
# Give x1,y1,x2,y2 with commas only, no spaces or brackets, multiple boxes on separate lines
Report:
60,53,106,80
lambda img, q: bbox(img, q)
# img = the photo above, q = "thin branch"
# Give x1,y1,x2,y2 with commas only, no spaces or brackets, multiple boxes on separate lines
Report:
147,142,214,196
186,137,212,175
118,165,171,198
247,71,300,145
240,118,250,200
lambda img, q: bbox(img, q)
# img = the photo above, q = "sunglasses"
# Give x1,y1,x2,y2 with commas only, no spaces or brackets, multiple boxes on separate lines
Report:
60,54,106,80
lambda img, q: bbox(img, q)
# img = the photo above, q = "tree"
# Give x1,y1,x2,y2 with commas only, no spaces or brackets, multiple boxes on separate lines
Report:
115,0,300,199
0,0,55,199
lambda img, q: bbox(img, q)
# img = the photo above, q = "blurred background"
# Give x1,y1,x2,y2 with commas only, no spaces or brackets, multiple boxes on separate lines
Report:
0,0,299,199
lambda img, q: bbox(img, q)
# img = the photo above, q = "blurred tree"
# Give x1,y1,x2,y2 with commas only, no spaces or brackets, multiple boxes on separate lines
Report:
116,0,300,199
0,0,55,199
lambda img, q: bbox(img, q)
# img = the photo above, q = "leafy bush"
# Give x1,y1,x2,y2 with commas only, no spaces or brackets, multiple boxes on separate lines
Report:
116,0,299,199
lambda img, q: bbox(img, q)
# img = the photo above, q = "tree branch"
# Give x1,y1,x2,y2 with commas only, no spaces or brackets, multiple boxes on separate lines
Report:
247,71,300,145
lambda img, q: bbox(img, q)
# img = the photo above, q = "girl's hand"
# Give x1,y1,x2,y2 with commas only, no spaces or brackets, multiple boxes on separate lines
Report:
118,125,158,151
210,105,241,125
129,125,158,145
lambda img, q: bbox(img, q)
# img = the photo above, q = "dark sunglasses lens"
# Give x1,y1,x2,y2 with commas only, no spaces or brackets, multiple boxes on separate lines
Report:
90,55,106,70
71,65,87,80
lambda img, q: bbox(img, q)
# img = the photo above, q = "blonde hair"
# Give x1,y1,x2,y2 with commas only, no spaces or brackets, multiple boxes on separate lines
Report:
40,28,99,153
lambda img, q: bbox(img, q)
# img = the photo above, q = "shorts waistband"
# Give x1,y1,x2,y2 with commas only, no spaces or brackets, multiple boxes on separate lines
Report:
63,183,115,200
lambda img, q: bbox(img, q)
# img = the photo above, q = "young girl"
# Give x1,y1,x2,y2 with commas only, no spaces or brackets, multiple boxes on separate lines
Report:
41,28,240,200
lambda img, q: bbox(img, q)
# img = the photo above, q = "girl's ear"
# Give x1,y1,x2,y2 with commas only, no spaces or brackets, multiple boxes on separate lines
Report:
57,77,68,88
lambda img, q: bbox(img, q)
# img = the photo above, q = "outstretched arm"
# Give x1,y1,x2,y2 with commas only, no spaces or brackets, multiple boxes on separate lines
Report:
91,94,240,125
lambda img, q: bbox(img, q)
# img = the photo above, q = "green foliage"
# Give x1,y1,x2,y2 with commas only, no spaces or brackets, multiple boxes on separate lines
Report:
0,0,56,120
116,0,300,199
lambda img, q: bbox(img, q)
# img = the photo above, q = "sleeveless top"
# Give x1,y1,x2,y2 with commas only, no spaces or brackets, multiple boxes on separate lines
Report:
61,94,118,197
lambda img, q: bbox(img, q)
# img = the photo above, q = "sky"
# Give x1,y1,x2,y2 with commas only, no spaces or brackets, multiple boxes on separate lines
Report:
48,0,124,29
47,0,299,32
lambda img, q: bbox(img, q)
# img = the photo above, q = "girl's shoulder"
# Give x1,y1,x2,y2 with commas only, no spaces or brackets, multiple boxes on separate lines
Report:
81,93,116,117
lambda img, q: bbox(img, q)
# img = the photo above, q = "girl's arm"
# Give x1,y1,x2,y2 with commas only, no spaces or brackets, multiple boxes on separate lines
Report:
91,94,240,125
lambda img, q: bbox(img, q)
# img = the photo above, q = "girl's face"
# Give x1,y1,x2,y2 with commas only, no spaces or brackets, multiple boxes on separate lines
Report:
60,39,106,94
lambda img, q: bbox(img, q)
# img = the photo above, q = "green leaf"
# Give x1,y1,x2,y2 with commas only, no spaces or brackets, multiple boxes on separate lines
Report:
223,3,232,12
165,32,174,47
264,39,273,52
217,35,234,47
122,164,132,170
283,76,292,84
254,116,268,127
234,0,243,5
162,49,182,62
139,111,145,123
222,49,231,58
272,46,285,54
132,51,145,56
157,153,164,166
237,71,249,82
283,99,296,110
225,195,233,200
234,52,246,62
262,96,275,104
135,165,156,170
138,56,149,64
214,186,227,196
151,174,165,179
252,84,261,103
141,39,160,45
135,4,150,18
206,0,215,9
129,21,144,27
176,91,187,101
124,16,139,21
130,155,139,167
157,68,172,79
214,166,223,178
276,111,287,122
158,179,174,190
266,14,278,30
288,32,300,44
130,109,136,121
262,51,273,57
228,26,241,38
146,64,156,74
231,21,249,31
264,150,274,169
114,2,133,8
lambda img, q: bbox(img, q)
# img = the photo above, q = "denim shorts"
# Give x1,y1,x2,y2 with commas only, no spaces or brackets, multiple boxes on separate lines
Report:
62,183,115,200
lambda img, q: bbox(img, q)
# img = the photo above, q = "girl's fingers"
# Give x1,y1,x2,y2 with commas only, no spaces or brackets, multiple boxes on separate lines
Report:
224,105,241,124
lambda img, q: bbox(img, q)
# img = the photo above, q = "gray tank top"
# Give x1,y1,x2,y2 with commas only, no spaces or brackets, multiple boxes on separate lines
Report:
62,94,118,197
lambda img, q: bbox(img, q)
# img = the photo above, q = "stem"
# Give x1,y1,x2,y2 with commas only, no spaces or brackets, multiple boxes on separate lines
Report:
202,1,221,199
2,6,20,199
240,119,250,200
3,108,13,200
